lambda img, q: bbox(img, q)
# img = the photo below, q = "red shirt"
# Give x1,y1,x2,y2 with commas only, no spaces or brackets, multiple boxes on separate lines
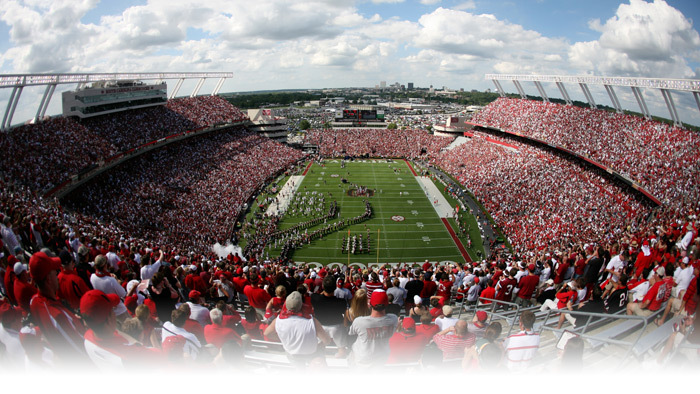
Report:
29,293,87,360
13,278,37,312
420,280,437,298
241,319,265,340
574,258,586,276
244,285,272,309
58,268,90,311
517,275,539,299
556,290,577,309
387,332,430,364
480,286,496,304
496,277,517,301
437,280,453,301
553,263,569,284
232,277,249,293
184,319,206,344
223,312,242,328
204,323,241,348
415,323,440,340
643,281,666,311
683,277,698,315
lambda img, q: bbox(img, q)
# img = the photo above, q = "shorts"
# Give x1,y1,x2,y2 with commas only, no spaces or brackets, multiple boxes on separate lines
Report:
628,302,654,317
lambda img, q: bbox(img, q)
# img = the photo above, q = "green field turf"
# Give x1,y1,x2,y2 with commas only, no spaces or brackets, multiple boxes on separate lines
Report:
247,159,484,267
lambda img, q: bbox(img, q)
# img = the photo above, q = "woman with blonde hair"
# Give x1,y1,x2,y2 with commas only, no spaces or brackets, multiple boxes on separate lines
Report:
344,289,370,326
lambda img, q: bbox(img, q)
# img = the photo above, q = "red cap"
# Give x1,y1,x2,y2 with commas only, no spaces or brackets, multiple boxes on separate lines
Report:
370,291,389,307
319,268,327,278
80,289,120,323
474,277,480,284
163,335,186,355
527,263,535,271
476,310,488,322
189,290,201,301
28,251,62,282
402,317,416,330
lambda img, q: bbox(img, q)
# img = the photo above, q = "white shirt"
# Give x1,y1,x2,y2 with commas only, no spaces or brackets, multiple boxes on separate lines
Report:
90,273,127,316
504,330,540,371
675,266,694,293
435,316,458,331
139,260,161,281
274,316,318,355
187,302,211,326
162,321,201,359
605,255,625,283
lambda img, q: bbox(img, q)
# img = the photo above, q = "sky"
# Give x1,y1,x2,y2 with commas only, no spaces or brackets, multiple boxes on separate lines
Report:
1,0,700,126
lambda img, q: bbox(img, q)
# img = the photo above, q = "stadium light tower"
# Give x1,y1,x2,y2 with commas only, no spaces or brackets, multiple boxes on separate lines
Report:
0,72,233,131
485,74,700,127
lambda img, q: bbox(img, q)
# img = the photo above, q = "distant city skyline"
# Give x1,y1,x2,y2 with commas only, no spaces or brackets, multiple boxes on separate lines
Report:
1,0,700,125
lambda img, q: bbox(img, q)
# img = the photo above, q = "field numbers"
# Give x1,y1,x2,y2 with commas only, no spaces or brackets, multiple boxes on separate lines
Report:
411,210,419,215
416,222,424,228
407,200,414,205
422,236,431,243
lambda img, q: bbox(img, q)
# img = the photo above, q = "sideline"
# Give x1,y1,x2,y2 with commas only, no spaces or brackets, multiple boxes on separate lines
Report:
415,176,454,218
265,175,304,216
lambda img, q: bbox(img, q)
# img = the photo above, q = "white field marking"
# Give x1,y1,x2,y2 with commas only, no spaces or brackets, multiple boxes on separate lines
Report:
265,175,304,216
415,176,454,218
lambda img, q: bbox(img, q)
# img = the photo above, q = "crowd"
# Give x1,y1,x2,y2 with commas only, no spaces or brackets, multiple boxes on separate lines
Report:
0,96,248,193
471,98,700,213
304,128,453,159
432,131,653,254
62,127,305,255
0,95,699,373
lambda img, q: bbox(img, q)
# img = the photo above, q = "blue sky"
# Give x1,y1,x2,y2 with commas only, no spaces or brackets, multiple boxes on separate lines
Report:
1,0,700,125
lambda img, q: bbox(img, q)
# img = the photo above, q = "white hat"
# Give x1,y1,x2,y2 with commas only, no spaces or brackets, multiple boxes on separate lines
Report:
414,295,422,305
13,262,27,276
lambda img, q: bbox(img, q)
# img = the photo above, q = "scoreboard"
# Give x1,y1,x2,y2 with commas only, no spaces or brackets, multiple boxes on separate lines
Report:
337,109,385,121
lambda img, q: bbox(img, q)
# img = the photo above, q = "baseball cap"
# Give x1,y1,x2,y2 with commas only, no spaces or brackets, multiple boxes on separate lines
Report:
545,279,554,286
442,305,453,316
370,290,389,307
286,291,303,312
527,263,535,271
28,251,62,282
654,266,666,277
188,290,201,301
162,335,186,356
13,262,27,276
402,317,416,330
414,295,422,305
476,310,488,322
80,289,120,323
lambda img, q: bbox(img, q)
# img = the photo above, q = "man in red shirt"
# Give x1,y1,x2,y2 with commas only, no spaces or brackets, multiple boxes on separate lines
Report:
57,252,90,312
420,273,437,305
479,279,496,305
387,317,430,364
433,319,476,360
515,264,540,308
496,268,518,306
81,289,160,368
244,277,272,316
627,266,667,317
28,251,89,363
12,262,37,313
204,308,241,348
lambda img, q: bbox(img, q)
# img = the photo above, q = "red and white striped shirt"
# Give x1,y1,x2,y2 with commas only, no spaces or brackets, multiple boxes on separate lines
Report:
504,330,540,370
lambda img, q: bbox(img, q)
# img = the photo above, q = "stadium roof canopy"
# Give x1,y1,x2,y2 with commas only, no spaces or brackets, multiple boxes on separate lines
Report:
486,74,700,127
0,72,233,131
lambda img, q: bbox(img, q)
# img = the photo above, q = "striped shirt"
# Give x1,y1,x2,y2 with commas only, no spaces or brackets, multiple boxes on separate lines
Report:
433,332,476,360
504,330,540,370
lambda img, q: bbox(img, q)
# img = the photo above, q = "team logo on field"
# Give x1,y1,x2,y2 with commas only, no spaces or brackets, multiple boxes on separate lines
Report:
391,215,405,222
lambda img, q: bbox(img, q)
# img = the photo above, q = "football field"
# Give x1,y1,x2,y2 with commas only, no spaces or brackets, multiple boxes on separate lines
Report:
252,159,479,267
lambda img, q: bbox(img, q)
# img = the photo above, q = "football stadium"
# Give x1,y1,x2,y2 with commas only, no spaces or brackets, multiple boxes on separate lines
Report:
0,2,699,380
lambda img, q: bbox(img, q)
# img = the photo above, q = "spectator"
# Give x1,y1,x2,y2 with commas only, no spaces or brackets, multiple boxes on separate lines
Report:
387,317,430,364
503,310,540,370
348,290,398,367
433,320,476,361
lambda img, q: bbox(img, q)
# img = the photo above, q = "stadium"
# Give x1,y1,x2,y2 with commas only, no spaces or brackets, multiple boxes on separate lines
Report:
0,2,699,380
0,70,698,375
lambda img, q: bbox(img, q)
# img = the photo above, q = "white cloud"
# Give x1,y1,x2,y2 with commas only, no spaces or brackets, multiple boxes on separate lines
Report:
569,0,700,78
453,1,476,11
420,0,441,5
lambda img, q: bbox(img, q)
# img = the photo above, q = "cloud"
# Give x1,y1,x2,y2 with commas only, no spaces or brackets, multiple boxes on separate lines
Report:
420,0,442,5
569,0,700,77
453,1,476,11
